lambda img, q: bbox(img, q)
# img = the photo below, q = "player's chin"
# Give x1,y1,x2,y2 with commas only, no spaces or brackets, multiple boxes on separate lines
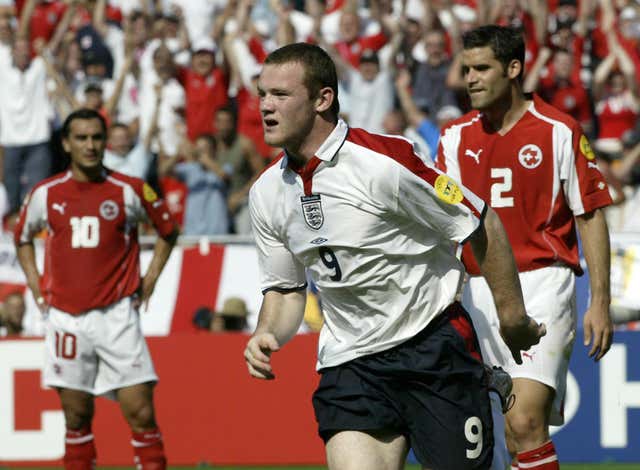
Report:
263,133,284,147
469,96,487,110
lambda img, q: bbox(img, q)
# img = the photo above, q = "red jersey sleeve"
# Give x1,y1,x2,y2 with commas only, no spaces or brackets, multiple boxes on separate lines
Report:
569,129,613,215
13,184,47,246
134,181,178,237
359,32,388,53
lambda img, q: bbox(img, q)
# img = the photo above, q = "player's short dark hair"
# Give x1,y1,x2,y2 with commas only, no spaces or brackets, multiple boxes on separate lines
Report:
61,108,107,138
264,42,340,120
215,105,236,120
462,25,526,81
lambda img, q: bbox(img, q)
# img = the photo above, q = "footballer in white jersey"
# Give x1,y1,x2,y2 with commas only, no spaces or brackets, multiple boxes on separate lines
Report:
245,42,544,470
250,120,487,369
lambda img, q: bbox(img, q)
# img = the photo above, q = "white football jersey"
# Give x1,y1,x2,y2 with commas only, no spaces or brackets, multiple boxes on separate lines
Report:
250,120,486,369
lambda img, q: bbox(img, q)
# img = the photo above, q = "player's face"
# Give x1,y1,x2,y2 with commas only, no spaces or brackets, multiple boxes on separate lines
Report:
108,126,132,155
214,110,235,139
462,46,516,111
258,62,318,151
339,12,360,43
192,51,214,76
63,118,106,172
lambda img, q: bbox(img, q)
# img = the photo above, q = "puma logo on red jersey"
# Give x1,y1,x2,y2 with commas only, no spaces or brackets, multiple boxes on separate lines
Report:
464,148,482,164
52,202,67,215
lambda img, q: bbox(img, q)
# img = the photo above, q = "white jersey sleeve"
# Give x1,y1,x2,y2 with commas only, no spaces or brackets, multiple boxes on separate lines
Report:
15,185,49,244
396,163,486,244
249,183,307,293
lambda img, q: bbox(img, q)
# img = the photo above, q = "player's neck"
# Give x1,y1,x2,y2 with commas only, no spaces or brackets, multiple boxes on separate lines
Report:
286,118,336,166
71,164,105,182
484,91,531,135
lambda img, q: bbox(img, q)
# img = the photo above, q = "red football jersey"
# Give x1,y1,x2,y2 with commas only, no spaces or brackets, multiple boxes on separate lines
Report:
178,67,229,141
334,32,388,68
14,170,176,314
595,92,639,141
437,94,612,275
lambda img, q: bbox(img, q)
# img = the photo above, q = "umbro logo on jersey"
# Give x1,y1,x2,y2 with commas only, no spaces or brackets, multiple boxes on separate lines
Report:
301,194,324,230
310,237,328,245
52,202,67,215
518,144,543,169
464,148,482,164
588,162,599,170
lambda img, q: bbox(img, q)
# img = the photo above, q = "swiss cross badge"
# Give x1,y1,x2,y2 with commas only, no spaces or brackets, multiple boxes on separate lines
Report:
301,194,324,230
99,200,119,220
518,144,543,169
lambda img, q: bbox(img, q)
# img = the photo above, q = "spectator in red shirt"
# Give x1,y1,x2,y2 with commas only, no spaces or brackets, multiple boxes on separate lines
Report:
525,47,594,136
333,0,389,68
177,37,229,142
16,0,66,47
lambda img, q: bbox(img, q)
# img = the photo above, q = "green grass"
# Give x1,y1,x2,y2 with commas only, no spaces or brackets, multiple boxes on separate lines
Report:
9,465,639,470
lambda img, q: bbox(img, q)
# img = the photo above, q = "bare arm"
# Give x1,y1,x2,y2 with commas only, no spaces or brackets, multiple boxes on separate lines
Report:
47,0,78,54
592,52,616,101
575,208,613,361
93,0,108,37
469,207,546,363
244,289,307,379
523,46,551,93
38,45,80,109
16,243,47,313
527,0,548,46
104,52,135,118
611,142,640,183
157,153,180,177
198,153,227,180
395,68,426,128
138,228,179,310
212,0,237,45
17,0,36,39
574,0,595,38
228,138,265,213
607,30,640,100
143,83,163,151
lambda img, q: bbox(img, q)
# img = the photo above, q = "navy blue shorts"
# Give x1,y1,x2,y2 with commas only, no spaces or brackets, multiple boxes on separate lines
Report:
312,302,493,470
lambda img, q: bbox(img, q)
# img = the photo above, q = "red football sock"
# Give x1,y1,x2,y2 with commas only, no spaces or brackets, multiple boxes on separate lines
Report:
131,428,167,470
517,440,559,469
64,427,96,470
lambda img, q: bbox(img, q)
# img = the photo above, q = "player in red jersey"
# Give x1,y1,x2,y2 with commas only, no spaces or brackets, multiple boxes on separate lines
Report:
437,26,613,470
14,109,178,470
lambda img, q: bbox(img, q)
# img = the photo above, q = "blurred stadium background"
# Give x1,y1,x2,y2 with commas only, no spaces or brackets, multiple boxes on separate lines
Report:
2,0,640,466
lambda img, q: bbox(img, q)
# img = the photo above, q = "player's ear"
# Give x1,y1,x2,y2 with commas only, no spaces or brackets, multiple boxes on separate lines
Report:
315,86,335,113
506,59,522,80
62,138,71,153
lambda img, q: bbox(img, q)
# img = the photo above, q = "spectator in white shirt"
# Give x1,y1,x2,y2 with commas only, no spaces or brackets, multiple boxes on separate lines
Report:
139,44,185,157
0,37,53,212
104,82,161,180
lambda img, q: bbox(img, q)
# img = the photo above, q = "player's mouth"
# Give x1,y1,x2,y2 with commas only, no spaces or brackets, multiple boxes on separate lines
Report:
263,118,278,130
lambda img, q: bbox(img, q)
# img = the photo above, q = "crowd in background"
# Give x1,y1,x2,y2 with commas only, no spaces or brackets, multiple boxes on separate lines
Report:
0,0,639,335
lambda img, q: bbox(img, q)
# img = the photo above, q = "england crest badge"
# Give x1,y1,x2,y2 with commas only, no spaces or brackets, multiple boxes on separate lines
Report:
301,194,324,230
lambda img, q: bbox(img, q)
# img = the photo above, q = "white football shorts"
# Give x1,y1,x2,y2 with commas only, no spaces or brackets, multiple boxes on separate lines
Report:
43,296,158,398
462,265,577,425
